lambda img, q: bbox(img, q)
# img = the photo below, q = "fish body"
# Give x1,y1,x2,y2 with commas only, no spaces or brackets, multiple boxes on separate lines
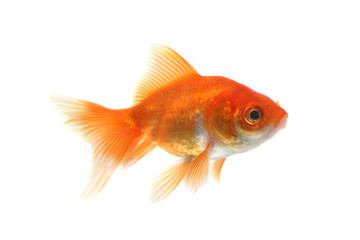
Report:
53,45,288,202
132,75,235,158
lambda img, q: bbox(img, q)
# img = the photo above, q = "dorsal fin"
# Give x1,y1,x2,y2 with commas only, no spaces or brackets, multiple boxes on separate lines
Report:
133,45,199,104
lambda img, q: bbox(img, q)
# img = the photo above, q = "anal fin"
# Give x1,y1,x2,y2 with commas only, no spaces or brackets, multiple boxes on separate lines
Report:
150,161,190,203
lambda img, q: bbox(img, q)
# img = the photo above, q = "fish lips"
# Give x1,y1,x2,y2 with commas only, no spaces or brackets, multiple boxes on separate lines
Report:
274,113,288,129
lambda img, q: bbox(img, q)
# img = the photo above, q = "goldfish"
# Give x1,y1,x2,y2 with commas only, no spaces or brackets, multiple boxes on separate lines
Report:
53,45,288,202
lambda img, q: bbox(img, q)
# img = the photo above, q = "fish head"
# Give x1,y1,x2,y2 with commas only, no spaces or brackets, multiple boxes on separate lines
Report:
203,83,287,154
232,85,288,150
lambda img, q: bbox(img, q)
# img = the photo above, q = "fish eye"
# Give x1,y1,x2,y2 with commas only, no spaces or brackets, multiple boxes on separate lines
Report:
244,107,262,125
250,110,260,120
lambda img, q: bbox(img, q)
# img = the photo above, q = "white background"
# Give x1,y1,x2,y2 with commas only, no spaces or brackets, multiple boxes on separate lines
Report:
1,0,359,239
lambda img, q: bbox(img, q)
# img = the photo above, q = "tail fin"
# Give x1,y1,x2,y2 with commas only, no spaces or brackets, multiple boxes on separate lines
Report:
51,95,155,200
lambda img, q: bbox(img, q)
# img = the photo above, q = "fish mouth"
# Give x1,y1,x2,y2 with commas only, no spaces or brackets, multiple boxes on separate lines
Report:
274,112,288,130
274,113,288,129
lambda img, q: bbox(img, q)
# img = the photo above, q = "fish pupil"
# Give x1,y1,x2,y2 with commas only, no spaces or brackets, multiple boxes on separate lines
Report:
250,110,260,120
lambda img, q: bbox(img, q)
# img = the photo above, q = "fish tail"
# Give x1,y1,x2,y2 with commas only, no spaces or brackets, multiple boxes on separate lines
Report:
51,95,155,200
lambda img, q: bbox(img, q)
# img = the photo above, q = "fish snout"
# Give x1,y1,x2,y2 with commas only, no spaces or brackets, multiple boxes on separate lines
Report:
274,111,288,129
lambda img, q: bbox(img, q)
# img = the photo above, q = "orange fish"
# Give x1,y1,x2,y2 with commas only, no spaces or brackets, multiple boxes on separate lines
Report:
53,45,288,202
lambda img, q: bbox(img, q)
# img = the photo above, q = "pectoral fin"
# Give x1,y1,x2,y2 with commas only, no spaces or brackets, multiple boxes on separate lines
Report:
212,158,226,183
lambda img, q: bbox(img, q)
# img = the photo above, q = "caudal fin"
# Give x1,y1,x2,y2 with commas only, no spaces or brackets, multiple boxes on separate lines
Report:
51,95,155,200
